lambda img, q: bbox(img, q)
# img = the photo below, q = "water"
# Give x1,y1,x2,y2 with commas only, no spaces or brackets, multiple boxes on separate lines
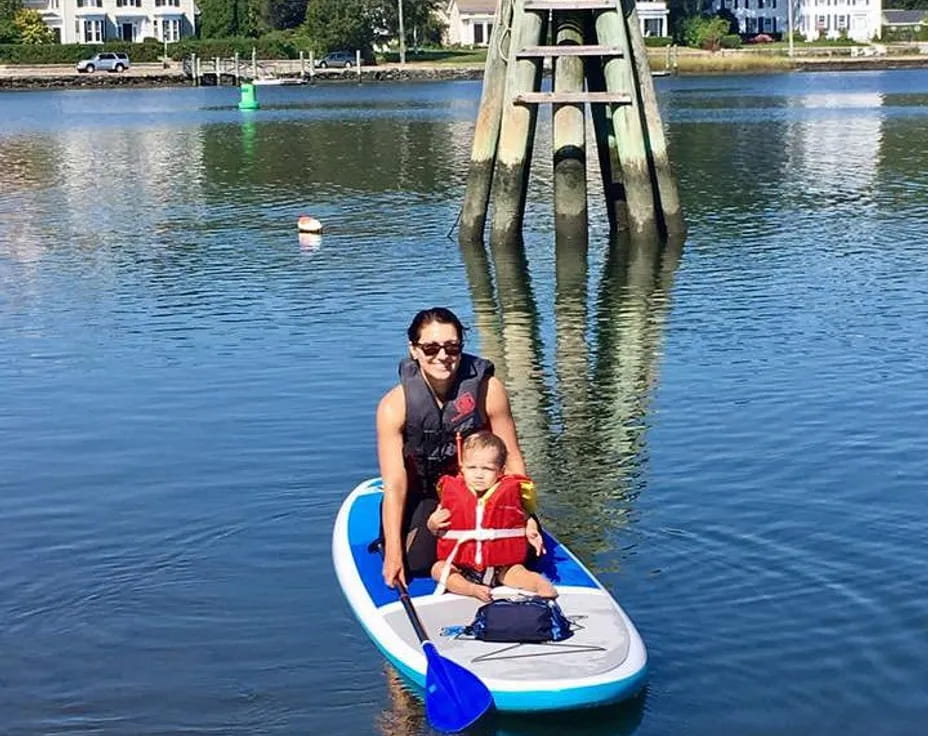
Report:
1,71,927,735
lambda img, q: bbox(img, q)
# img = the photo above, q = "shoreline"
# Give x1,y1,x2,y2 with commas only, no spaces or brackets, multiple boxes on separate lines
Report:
2,54,927,90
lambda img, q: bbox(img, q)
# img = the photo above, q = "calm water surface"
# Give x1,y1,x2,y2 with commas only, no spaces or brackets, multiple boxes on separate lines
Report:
1,71,927,735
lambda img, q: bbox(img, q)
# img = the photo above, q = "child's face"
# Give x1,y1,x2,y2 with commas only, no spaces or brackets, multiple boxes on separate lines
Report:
461,446,502,493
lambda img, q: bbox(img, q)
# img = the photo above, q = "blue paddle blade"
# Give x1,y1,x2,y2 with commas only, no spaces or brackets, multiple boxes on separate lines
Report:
423,641,493,733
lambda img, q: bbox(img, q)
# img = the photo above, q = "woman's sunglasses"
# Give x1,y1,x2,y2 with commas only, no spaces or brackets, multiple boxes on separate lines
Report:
415,341,462,357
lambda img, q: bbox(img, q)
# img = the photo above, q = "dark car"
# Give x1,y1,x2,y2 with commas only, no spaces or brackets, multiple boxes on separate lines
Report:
316,51,357,69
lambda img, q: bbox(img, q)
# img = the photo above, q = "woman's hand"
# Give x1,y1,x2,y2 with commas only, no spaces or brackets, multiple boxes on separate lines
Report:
526,517,545,557
427,505,451,535
382,546,406,589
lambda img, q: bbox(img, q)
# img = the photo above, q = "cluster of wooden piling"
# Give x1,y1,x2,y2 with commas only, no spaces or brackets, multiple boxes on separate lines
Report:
459,0,685,245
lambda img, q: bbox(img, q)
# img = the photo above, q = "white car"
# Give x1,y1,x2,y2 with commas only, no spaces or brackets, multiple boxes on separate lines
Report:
76,52,130,74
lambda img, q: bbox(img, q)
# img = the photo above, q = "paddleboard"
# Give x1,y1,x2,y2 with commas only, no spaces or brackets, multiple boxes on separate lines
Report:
332,477,648,713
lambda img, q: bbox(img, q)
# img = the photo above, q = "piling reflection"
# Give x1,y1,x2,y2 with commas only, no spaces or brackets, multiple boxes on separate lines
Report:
486,235,554,474
461,231,683,567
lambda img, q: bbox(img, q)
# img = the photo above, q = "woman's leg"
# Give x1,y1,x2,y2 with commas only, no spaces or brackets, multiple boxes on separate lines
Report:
498,564,557,598
431,561,493,602
403,497,438,578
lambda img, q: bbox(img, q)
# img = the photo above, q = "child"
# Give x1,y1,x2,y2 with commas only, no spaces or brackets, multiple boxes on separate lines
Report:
428,431,556,602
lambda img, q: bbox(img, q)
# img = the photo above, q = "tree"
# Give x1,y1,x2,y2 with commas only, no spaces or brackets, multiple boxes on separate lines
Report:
13,8,53,44
269,0,307,29
0,17,17,43
0,0,21,21
678,14,731,50
304,0,378,54
198,0,255,38
375,0,441,44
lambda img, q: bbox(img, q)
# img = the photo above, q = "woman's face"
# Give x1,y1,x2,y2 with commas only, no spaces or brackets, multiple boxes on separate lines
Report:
410,320,462,385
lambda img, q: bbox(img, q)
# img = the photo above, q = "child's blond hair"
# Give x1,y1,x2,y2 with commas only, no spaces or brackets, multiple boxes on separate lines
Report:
461,431,508,468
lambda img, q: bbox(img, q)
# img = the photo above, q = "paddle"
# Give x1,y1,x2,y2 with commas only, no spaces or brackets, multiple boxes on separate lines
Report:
396,580,494,732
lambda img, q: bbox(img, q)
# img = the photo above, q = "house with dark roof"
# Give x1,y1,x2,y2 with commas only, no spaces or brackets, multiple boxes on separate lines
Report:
882,9,928,31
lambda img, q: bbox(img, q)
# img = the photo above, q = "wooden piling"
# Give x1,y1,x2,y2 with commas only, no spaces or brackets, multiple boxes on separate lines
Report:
459,0,513,245
553,11,588,240
593,8,658,240
234,51,240,85
621,0,685,236
490,0,546,245
584,31,627,232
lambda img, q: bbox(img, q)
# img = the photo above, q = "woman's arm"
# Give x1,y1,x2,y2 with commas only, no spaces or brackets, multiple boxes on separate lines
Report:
485,375,526,476
376,385,408,587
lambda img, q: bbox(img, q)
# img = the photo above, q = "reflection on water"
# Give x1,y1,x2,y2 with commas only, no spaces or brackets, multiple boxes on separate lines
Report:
2,73,928,736
375,663,647,736
459,229,683,568
784,93,883,215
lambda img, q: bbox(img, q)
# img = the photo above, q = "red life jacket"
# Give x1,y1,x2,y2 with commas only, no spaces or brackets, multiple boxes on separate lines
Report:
436,474,530,571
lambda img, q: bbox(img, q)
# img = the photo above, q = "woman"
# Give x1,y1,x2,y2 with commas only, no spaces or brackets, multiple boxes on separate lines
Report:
377,307,534,588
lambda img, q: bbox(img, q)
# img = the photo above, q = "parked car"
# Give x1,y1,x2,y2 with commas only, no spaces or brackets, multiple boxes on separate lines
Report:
77,52,130,74
316,51,357,69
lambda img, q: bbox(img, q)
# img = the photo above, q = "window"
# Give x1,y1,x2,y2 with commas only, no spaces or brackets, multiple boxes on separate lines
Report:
162,18,180,42
117,0,142,7
747,17,757,32
474,22,484,45
645,18,663,37
772,0,777,7
837,14,847,29
83,20,102,42
155,0,181,6
77,0,102,7
758,0,765,8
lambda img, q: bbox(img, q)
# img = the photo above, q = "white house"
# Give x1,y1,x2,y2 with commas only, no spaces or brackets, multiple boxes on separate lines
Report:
23,0,198,44
712,0,883,42
442,0,670,47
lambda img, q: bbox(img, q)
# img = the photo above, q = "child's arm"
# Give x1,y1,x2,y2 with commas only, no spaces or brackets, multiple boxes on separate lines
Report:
517,478,545,556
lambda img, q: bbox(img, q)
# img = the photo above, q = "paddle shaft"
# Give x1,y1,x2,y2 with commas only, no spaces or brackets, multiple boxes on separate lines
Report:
397,580,430,643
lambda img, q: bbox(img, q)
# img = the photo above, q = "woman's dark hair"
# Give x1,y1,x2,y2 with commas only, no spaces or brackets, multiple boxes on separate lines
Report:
407,307,467,343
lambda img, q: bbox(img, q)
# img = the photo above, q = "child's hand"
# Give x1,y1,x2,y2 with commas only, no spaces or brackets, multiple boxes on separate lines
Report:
427,505,451,535
526,517,545,556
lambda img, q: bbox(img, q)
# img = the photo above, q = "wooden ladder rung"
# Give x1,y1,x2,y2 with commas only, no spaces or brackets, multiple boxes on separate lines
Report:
516,45,623,58
515,91,633,104
524,1,617,10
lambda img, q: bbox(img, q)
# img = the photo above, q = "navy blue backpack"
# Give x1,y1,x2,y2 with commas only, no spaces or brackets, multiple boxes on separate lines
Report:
464,596,573,643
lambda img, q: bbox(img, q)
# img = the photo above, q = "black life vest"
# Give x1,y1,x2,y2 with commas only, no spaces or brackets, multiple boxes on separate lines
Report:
400,353,494,498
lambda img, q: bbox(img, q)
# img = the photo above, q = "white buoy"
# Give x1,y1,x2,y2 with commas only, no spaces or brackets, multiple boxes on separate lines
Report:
297,215,323,234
